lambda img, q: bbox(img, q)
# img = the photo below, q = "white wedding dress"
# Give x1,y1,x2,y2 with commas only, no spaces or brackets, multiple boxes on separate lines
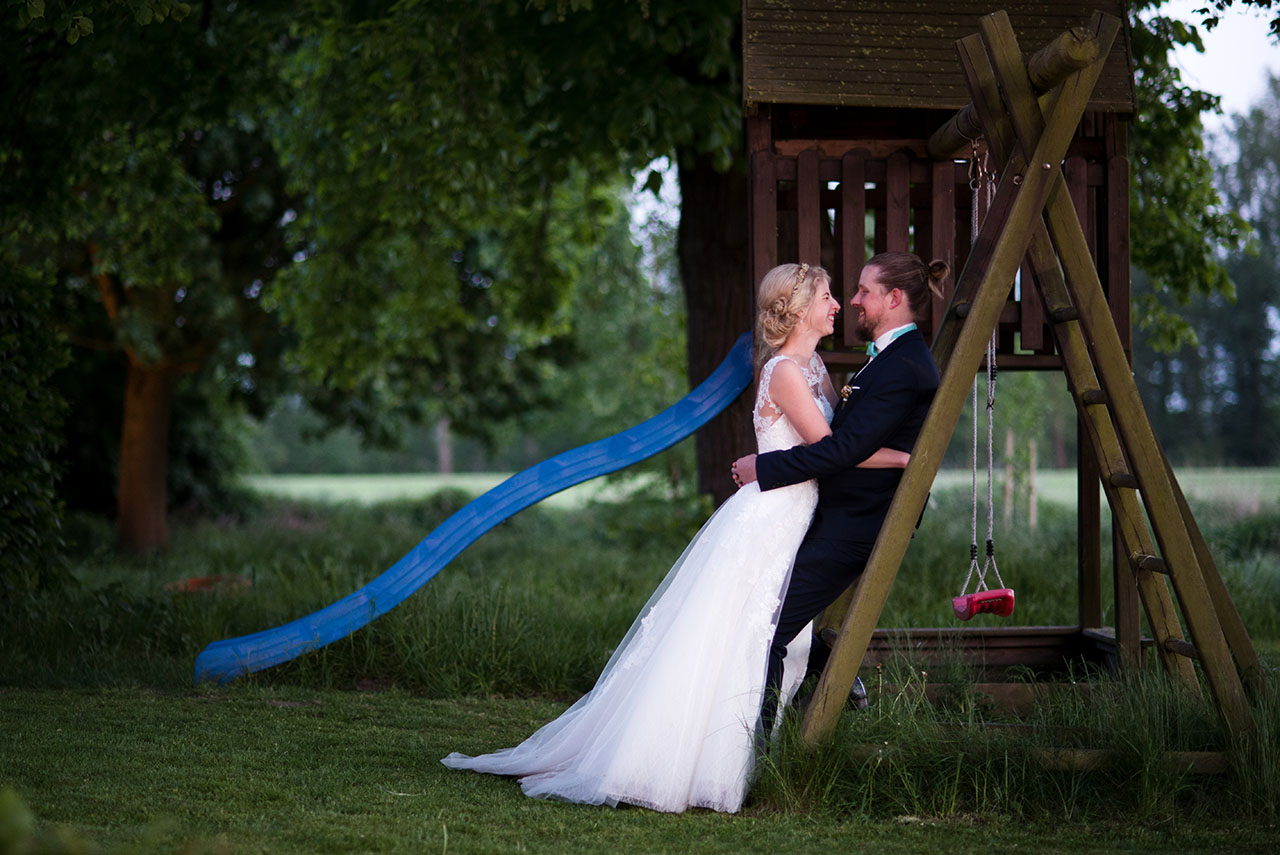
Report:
442,353,833,813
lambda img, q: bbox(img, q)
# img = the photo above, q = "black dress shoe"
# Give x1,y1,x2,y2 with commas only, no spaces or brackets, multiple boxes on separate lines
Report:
793,675,870,713
811,628,870,710
849,675,869,709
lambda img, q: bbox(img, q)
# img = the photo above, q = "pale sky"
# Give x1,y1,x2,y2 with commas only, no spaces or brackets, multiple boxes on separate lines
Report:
1160,0,1280,128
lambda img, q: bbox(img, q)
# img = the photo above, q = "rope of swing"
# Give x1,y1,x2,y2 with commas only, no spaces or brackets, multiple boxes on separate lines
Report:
959,141,1007,598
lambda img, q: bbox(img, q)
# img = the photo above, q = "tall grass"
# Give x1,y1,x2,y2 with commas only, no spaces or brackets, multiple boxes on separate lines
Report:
3,488,1277,823
5,488,1276,693
0,490,711,695
753,658,1280,822
888,487,1085,627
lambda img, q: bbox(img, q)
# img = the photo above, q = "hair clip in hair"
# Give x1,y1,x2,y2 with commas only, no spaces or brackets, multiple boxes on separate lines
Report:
791,263,810,296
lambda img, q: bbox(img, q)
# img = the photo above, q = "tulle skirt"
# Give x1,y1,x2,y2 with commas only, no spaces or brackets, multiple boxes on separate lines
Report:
442,478,817,813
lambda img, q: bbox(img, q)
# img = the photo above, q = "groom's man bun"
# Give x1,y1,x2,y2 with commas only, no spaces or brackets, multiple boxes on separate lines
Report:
865,252,950,318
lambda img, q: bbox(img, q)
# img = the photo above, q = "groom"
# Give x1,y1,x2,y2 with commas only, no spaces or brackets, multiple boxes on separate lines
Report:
732,252,942,733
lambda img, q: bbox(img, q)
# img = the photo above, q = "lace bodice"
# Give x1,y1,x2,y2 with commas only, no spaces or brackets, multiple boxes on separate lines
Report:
753,353,835,454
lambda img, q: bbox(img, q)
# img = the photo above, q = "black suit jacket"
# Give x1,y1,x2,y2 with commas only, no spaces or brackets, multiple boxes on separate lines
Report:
755,329,938,542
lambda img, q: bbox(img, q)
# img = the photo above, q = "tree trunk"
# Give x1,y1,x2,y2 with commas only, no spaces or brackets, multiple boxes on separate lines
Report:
1053,409,1068,468
1003,426,1015,526
1028,438,1038,530
117,361,175,552
434,416,454,474
677,150,754,505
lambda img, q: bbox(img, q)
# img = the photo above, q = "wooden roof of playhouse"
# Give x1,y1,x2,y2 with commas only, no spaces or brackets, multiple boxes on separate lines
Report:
741,1,1139,373
743,0,1135,113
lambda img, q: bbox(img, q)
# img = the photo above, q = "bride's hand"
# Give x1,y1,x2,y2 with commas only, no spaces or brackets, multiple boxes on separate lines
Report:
731,454,757,487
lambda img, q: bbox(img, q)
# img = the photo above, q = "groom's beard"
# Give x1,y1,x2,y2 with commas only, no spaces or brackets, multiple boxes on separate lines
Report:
854,316,876,342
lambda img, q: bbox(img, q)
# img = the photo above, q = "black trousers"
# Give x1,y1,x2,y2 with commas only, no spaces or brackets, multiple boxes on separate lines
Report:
760,532,874,734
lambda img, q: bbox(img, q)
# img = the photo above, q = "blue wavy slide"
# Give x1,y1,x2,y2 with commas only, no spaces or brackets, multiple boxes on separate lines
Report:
194,332,753,684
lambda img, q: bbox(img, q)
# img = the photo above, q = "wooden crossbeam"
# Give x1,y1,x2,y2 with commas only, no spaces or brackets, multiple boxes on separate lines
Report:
1159,448,1267,695
994,41,1255,735
972,10,1254,735
954,22,1199,692
800,8,1259,745
928,25,1100,158
799,11,1112,746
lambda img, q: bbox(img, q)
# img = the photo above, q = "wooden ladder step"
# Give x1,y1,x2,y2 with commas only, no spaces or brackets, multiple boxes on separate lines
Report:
1164,638,1200,661
955,7,1203,698
1129,553,1168,575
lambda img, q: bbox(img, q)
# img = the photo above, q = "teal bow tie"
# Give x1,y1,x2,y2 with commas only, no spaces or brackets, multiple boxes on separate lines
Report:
865,324,916,360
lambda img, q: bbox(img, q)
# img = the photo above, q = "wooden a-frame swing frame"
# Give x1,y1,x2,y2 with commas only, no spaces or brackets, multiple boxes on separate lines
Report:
798,9,1264,745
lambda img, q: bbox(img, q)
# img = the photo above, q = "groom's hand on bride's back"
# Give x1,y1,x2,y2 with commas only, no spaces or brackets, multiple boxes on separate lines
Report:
731,454,757,487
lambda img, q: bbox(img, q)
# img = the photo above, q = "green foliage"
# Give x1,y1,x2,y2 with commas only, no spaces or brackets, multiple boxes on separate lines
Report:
3,2,300,546
264,0,737,449
1188,0,1280,35
266,2,585,441
4,0,1275,558
512,177,693,488
1133,263,1280,466
4,486,1274,694
1129,2,1249,350
1224,74,1280,249
246,168,692,480
0,785,224,855
8,0,723,544
7,1,192,37
0,253,70,598
1134,73,1280,465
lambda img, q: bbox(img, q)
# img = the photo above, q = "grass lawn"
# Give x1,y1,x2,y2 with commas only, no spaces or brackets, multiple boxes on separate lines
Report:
245,467,1280,514
3,479,1279,853
4,687,1278,855
239,472,660,509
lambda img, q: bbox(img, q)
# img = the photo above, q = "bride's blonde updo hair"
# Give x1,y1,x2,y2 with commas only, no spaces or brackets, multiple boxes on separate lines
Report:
754,262,829,370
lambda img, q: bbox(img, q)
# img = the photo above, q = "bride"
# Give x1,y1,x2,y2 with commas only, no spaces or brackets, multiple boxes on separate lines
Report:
442,263,908,813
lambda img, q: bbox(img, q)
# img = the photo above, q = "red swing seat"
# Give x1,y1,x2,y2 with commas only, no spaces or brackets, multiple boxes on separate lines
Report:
952,588,1015,620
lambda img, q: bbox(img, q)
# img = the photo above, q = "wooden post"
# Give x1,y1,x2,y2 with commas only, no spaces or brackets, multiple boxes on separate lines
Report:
1028,439,1037,530
886,152,910,252
1160,447,1267,695
930,160,956,338
965,12,1197,689
800,12,1109,745
841,151,867,345
749,107,776,292
798,149,821,264
986,9,1254,735
927,27,1098,158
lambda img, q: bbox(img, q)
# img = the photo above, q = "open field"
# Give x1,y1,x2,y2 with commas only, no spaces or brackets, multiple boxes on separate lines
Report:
239,472,660,509
246,468,1280,515
1020,467,1280,513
